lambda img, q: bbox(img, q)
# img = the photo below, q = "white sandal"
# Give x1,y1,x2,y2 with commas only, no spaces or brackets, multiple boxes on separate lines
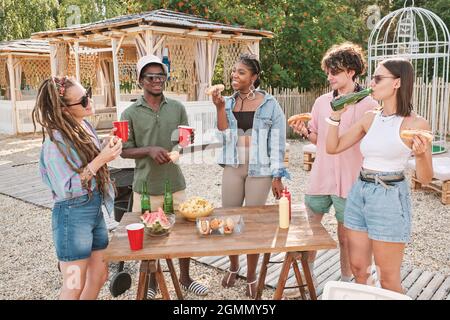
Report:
222,267,241,288
246,279,258,299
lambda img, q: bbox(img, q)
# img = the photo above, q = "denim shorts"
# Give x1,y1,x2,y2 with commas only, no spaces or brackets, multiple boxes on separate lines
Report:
344,173,412,243
52,191,109,262
305,195,346,223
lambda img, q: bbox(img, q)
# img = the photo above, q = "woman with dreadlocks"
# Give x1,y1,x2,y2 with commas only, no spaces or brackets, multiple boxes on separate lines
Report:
32,76,122,300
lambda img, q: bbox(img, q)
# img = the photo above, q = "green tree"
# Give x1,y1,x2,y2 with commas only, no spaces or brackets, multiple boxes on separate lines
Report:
0,0,58,40
55,0,137,28
1,0,447,89
392,0,449,31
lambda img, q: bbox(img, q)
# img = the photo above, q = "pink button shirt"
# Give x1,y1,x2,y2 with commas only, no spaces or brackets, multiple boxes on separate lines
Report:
306,92,378,198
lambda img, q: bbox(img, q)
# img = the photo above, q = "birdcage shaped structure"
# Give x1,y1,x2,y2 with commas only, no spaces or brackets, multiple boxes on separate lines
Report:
368,1,450,153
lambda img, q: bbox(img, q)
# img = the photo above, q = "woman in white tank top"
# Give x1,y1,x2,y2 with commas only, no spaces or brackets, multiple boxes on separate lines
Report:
325,58,433,294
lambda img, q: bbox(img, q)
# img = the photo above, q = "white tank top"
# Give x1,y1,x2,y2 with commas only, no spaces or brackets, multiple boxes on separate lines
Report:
360,111,412,172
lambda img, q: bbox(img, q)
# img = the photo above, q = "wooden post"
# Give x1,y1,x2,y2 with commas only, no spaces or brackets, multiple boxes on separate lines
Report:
256,253,271,300
74,42,81,82
207,39,213,88
145,30,153,56
253,41,260,59
273,253,293,300
49,43,58,77
7,54,17,135
111,38,121,108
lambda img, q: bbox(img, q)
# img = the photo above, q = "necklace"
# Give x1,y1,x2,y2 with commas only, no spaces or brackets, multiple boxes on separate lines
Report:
380,110,397,123
236,95,249,112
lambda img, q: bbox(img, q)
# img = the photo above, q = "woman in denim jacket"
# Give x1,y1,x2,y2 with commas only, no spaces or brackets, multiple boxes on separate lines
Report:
211,54,290,298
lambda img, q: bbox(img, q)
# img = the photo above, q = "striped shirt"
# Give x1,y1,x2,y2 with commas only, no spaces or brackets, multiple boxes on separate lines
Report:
38,120,115,214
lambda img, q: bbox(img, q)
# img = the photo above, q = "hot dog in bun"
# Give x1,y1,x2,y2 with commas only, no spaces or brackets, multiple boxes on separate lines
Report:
205,84,225,95
288,113,312,125
400,129,433,142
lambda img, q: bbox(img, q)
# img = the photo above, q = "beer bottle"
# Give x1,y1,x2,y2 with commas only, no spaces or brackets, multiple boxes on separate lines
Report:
163,179,174,215
141,181,151,213
330,88,373,111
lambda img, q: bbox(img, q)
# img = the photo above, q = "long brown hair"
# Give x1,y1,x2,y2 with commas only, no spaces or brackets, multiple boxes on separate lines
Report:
32,76,111,197
379,58,414,117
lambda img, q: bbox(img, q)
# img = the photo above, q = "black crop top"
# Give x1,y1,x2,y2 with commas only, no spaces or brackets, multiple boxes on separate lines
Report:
233,111,255,133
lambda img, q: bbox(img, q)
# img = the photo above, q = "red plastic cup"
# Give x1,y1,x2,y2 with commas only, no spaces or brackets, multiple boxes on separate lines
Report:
126,223,144,250
178,125,194,147
113,120,129,143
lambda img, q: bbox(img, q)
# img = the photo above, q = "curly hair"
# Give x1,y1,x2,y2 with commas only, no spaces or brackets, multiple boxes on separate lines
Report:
321,42,367,80
32,76,111,197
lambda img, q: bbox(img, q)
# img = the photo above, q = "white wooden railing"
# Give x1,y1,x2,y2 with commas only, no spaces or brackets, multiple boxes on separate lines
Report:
0,100,14,135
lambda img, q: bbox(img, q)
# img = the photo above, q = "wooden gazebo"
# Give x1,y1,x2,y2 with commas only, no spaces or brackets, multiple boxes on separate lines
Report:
32,9,273,121
0,39,50,134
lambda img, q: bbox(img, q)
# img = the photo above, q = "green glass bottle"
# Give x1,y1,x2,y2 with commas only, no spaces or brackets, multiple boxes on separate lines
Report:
163,179,174,215
330,88,373,111
141,181,151,213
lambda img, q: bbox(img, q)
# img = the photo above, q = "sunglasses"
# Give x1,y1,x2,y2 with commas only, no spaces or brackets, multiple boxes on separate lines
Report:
66,87,92,108
372,75,398,84
142,73,167,83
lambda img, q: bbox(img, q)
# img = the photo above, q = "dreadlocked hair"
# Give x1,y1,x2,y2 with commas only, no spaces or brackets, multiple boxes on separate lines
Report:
32,76,111,198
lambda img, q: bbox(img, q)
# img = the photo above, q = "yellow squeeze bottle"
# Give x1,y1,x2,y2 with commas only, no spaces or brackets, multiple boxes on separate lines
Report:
279,196,290,229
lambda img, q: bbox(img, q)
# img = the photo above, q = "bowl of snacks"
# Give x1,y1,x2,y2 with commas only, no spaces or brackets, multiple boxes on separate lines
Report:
141,208,175,236
178,197,214,222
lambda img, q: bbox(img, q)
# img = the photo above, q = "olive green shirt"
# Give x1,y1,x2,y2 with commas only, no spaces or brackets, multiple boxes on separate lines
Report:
120,95,189,195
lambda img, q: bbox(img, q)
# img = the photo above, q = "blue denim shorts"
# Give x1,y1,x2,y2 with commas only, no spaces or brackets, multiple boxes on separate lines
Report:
52,191,109,262
344,173,412,243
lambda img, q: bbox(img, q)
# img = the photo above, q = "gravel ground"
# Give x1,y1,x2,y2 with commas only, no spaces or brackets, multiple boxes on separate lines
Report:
0,133,448,300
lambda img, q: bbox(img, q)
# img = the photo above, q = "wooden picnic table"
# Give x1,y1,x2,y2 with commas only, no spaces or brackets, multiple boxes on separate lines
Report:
104,205,336,300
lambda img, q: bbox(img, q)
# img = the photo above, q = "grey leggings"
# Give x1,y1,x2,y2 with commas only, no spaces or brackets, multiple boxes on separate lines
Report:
222,163,272,207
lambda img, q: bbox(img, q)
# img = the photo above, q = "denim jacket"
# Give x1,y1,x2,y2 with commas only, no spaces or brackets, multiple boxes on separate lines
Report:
217,90,290,179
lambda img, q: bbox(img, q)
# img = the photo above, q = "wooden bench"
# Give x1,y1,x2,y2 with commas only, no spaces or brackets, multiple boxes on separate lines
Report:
303,143,316,171
408,157,450,205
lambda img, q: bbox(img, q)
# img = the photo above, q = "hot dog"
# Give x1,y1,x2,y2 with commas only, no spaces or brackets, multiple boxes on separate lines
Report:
287,113,312,125
400,129,433,142
205,84,225,95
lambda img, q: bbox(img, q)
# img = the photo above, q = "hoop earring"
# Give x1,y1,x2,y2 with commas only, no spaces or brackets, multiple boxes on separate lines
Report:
247,83,256,100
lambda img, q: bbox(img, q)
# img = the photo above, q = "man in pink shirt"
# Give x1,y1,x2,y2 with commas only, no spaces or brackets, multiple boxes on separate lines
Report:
292,43,378,283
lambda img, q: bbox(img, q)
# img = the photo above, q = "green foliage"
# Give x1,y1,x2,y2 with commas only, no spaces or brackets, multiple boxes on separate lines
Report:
392,0,450,29
0,0,448,89
0,0,58,40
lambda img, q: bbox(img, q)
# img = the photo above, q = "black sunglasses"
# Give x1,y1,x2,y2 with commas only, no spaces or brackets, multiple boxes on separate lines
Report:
372,75,398,84
66,87,92,108
142,73,167,83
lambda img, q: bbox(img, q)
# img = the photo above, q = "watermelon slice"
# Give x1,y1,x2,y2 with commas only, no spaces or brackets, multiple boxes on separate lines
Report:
141,208,172,230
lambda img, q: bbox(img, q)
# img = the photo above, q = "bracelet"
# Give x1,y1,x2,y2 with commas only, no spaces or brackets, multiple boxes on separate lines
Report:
304,128,312,138
325,117,340,126
87,163,97,176
330,116,341,122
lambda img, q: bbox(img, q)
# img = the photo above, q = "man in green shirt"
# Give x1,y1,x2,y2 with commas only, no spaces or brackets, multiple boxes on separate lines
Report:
121,55,208,298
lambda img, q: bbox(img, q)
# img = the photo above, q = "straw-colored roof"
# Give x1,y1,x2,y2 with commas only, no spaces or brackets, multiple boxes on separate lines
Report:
32,9,273,39
0,39,49,54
